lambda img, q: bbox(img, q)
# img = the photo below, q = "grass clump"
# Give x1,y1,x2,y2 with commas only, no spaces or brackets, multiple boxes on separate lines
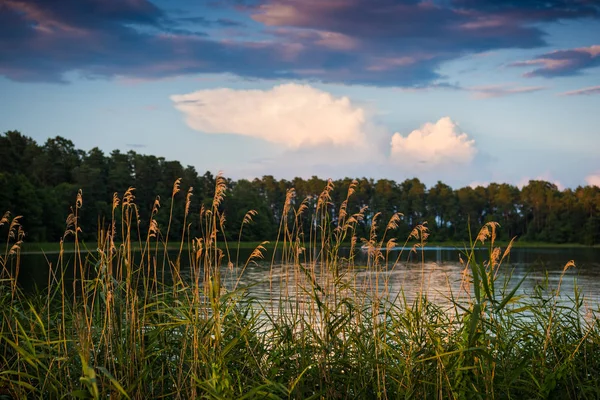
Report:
0,177,599,399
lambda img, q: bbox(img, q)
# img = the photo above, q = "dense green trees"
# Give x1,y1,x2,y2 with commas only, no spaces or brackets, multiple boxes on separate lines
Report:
0,130,599,244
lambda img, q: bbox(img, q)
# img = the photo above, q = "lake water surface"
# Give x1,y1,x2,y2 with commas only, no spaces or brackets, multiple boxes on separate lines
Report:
15,246,600,308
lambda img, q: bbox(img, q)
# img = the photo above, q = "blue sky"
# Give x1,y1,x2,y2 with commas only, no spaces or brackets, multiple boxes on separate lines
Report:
1,0,599,188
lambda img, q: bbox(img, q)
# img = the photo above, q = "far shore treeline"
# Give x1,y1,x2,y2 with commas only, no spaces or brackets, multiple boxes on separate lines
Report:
1,130,599,245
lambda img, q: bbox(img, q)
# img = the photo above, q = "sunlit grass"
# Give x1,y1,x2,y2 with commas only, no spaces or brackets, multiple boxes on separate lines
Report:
0,177,599,399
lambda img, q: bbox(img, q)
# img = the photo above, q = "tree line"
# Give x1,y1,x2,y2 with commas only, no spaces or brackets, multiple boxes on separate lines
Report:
1,130,599,245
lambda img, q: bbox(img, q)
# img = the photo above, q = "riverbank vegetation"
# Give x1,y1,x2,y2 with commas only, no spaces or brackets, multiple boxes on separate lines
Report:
2,130,600,245
1,177,599,398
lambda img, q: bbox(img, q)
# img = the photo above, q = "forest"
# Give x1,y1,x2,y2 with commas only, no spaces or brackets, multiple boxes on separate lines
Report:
1,130,599,245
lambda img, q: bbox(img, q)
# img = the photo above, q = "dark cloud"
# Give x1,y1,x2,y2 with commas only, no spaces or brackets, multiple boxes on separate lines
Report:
453,0,599,20
510,46,600,77
253,1,545,53
176,16,246,28
0,0,598,86
9,0,165,27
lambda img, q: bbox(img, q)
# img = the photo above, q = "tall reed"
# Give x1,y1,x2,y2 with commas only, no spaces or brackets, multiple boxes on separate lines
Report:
0,178,598,399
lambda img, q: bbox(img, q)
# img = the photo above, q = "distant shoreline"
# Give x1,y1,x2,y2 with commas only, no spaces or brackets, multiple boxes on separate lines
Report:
16,240,600,255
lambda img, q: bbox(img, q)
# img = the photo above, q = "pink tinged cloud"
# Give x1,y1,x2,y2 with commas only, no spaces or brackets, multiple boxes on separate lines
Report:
536,45,600,58
468,84,546,99
517,174,564,191
366,56,426,72
512,58,572,70
511,45,600,77
584,45,600,57
585,173,600,187
389,117,476,167
252,1,348,26
560,85,600,96
459,14,512,30
314,31,359,50
264,28,358,53
4,0,86,35
469,181,490,189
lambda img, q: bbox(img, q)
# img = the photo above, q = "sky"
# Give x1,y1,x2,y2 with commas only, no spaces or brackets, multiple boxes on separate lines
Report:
1,0,599,189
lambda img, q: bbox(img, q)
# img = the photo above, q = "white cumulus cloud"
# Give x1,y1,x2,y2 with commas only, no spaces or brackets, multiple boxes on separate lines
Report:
585,173,600,187
171,83,368,149
389,117,476,167
171,84,480,183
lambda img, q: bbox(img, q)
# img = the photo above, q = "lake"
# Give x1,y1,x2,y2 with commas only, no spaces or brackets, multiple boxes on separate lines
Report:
14,246,600,308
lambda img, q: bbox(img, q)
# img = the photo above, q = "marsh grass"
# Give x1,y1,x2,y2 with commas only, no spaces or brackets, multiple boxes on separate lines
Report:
0,177,599,399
